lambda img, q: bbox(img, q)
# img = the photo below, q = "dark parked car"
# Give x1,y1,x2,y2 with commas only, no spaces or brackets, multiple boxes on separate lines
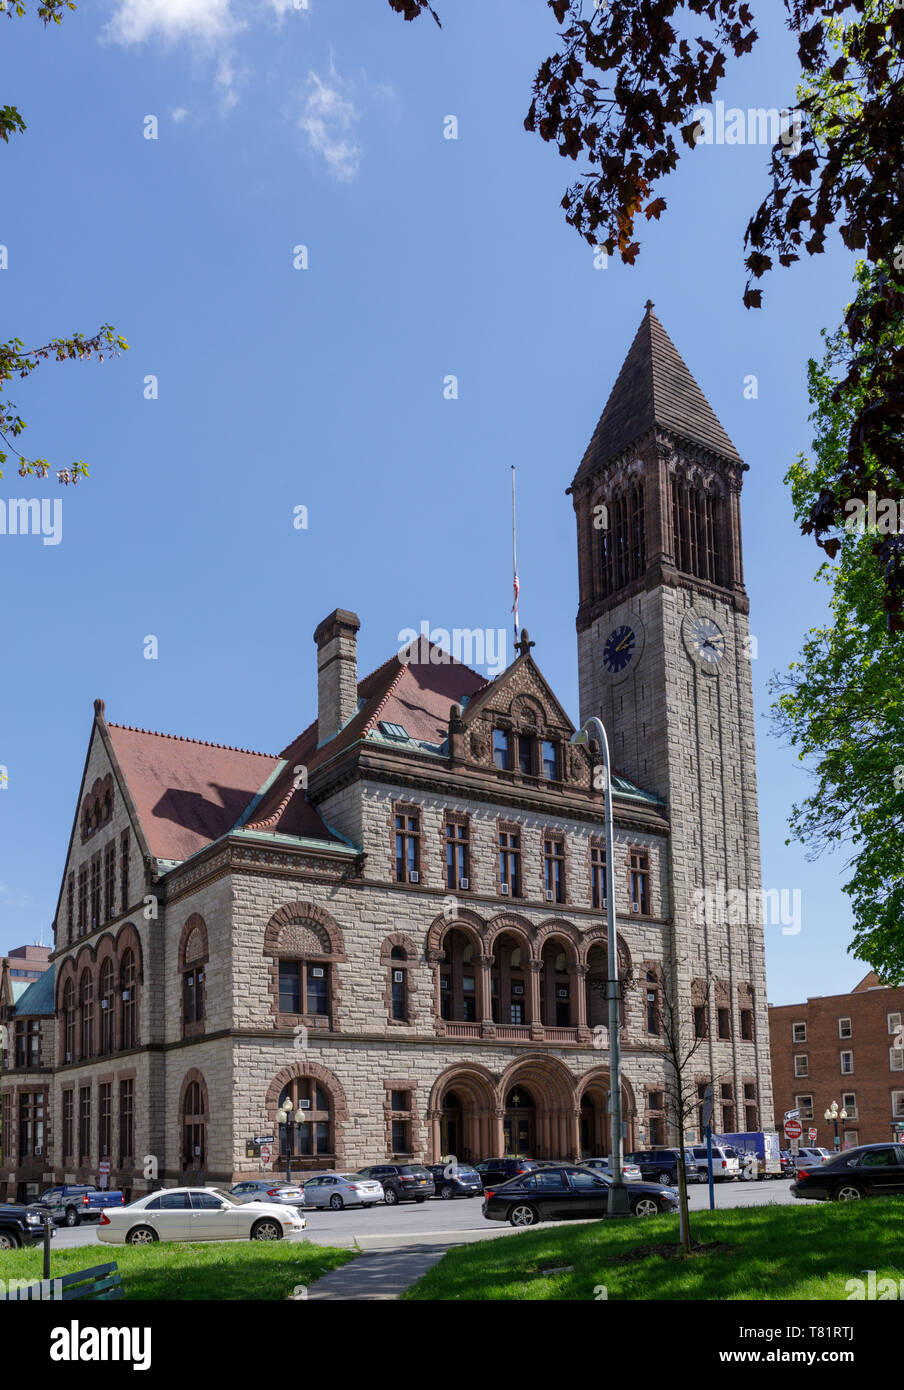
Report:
626,1149,698,1187
482,1163,680,1227
473,1157,539,1189
791,1143,904,1202
427,1163,483,1199
356,1163,435,1205
0,1202,53,1250
34,1185,126,1227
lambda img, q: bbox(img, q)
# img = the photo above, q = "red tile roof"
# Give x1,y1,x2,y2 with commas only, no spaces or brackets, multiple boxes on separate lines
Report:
247,645,488,833
106,724,281,862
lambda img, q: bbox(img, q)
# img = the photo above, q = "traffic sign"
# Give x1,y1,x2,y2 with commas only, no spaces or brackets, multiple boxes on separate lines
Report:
98,1162,111,1174
808,1128,818,1142
260,1145,272,1166
784,1109,800,1121
784,1119,802,1140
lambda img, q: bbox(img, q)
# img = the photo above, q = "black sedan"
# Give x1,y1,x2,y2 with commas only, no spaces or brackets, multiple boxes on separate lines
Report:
427,1163,484,1199
482,1163,679,1227
0,1203,53,1250
791,1142,904,1202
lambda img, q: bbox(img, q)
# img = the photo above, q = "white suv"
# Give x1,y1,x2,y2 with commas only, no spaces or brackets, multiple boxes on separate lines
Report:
793,1145,832,1171
689,1144,740,1181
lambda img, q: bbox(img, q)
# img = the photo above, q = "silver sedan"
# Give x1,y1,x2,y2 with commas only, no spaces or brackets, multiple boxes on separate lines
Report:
301,1173,384,1210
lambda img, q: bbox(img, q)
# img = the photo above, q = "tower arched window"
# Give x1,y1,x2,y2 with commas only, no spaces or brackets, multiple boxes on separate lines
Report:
599,482,646,599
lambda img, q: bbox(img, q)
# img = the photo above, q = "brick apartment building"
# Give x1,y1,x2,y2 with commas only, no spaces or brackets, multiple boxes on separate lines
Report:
769,972,904,1148
0,307,774,1200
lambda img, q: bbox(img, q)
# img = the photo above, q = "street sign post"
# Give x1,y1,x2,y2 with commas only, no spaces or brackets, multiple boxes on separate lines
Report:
808,1128,818,1142
260,1145,272,1167
784,1119,802,1141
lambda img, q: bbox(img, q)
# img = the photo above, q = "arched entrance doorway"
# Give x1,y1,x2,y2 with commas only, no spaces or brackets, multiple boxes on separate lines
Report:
578,1071,638,1157
503,1085,536,1155
429,1066,496,1163
499,1056,579,1159
441,1090,462,1157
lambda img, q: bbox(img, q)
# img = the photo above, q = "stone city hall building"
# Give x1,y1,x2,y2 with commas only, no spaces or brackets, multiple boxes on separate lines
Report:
0,307,773,1199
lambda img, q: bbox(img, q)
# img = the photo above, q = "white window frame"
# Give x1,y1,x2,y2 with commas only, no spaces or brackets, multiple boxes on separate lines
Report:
842,1130,859,1149
795,1094,814,1121
794,1054,809,1078
888,1012,902,1034
838,1017,852,1039
892,1090,904,1119
792,1021,807,1043
841,1092,857,1118
890,1047,904,1073
840,1050,854,1075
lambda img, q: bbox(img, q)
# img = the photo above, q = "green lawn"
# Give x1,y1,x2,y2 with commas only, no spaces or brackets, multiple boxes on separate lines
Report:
0,1238,354,1300
403,1200,904,1301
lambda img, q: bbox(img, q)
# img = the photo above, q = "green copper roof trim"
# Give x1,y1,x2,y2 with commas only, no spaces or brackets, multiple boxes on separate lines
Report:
232,759,288,831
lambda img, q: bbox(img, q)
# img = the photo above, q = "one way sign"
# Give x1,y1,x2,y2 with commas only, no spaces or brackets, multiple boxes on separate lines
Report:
785,1109,800,1121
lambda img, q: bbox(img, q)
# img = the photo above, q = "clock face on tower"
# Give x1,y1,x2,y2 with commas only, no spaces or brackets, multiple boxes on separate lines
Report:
689,615,725,666
603,624,637,674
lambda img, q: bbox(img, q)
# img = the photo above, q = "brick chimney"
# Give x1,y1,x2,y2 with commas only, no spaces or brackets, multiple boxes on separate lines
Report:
313,609,360,745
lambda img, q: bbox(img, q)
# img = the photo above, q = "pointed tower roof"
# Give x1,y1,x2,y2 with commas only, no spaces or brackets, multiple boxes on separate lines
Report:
572,301,741,488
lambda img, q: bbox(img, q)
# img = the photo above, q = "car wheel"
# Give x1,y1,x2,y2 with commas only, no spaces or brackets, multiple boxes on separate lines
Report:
833,1183,864,1202
440,1185,454,1200
65,1208,79,1228
251,1218,283,1240
656,1171,672,1186
0,1231,21,1250
508,1203,539,1228
127,1226,158,1246
329,1194,344,1211
633,1197,662,1218
383,1187,399,1206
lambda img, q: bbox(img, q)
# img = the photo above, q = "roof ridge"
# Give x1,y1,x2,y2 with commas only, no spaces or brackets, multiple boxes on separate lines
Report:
108,723,276,758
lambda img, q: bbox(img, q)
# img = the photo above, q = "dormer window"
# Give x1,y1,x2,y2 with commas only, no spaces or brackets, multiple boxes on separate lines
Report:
542,740,558,780
518,735,535,776
493,729,511,771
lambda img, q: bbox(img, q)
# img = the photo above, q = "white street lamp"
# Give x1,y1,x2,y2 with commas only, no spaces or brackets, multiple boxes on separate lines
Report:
571,715,631,1218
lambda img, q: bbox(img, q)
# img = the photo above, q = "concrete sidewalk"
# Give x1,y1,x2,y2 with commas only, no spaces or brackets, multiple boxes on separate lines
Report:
306,1244,451,1300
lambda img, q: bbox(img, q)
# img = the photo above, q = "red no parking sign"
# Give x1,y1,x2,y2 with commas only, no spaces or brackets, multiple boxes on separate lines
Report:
784,1119,802,1140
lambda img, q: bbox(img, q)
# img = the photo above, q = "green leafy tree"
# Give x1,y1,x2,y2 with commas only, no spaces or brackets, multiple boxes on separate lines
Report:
771,259,904,983
1,1,127,484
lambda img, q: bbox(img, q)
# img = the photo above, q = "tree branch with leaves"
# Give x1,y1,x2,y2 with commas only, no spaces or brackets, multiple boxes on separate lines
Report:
1,1,128,484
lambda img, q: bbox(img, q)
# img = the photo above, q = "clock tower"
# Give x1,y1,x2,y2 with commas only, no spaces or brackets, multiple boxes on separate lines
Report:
569,301,773,1138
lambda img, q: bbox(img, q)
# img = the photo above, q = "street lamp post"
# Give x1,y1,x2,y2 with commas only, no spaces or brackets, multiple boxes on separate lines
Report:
824,1100,847,1152
277,1098,307,1183
571,715,631,1218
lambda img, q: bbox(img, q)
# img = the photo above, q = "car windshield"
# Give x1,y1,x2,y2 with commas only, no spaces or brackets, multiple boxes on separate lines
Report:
206,1189,241,1206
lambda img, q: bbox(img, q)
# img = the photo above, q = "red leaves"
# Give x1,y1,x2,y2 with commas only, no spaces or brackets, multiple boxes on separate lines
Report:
644,196,668,221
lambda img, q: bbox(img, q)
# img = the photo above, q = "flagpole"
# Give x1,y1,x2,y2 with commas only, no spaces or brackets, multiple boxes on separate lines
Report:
511,465,519,646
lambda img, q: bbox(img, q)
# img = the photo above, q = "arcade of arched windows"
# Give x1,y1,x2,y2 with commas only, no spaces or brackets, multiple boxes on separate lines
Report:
425,914,636,1044
55,926,142,1066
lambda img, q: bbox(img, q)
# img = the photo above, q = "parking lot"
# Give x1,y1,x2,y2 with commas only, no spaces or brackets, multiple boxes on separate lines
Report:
42,1176,798,1255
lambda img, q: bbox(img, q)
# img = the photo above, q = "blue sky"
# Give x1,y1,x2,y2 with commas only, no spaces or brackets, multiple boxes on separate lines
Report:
0,0,865,1005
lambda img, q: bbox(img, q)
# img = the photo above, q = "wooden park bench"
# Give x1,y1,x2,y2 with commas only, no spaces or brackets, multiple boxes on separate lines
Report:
1,1262,123,1301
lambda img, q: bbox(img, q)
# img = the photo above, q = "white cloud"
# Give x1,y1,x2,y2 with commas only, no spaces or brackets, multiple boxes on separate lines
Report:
171,106,190,122
104,0,242,47
297,65,361,182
